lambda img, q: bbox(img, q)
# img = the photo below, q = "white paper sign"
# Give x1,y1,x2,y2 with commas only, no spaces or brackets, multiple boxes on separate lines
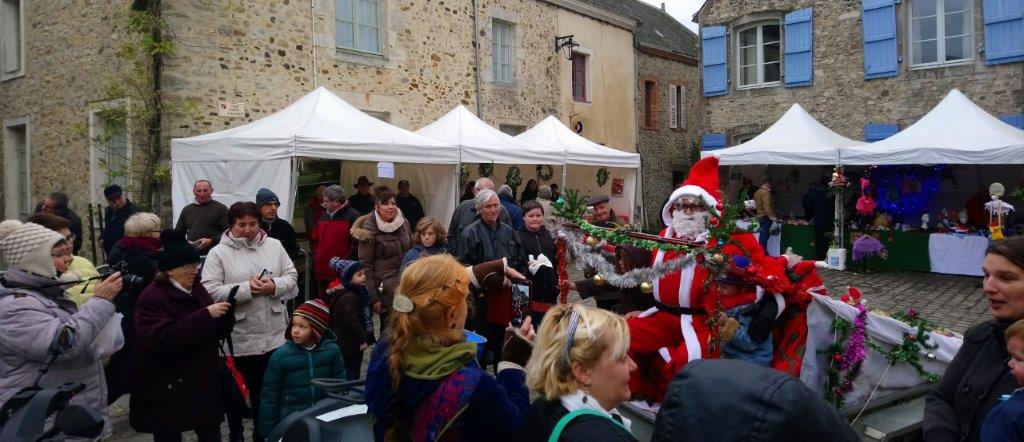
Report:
377,161,395,179
217,101,245,118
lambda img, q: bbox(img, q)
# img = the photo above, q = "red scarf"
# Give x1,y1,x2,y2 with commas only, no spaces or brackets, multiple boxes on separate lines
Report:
117,236,162,253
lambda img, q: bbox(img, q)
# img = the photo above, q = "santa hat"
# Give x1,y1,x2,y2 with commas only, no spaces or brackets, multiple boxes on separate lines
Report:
662,154,723,226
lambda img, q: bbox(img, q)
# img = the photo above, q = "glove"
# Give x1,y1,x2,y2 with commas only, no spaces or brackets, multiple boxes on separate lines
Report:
470,259,507,291
748,294,780,343
720,317,740,343
501,327,533,367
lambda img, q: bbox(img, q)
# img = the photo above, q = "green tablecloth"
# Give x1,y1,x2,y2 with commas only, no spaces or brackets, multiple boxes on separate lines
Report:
780,225,817,258
780,225,931,272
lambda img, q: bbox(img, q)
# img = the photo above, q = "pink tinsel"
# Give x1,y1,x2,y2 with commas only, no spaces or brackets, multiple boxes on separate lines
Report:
837,302,869,397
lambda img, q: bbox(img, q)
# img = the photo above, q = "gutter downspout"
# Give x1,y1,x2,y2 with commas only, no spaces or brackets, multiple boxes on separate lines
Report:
471,0,483,118
633,21,645,231
150,0,164,215
311,0,318,89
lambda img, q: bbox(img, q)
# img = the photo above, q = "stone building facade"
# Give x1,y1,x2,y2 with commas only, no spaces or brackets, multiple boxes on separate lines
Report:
695,0,1024,145
1,0,642,259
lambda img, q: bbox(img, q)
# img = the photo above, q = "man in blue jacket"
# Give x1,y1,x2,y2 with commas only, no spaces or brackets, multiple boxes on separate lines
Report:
497,185,524,231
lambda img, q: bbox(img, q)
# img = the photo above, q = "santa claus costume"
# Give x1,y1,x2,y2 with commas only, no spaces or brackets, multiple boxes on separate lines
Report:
626,155,784,400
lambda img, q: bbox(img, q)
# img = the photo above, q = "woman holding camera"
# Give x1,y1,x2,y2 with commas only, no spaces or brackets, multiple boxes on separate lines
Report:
131,230,234,441
0,220,123,438
202,201,298,441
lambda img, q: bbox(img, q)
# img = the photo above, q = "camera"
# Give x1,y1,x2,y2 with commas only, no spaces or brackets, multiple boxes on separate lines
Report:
98,261,144,287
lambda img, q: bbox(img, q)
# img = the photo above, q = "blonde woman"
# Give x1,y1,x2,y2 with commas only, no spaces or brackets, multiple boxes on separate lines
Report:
365,254,533,442
522,304,638,441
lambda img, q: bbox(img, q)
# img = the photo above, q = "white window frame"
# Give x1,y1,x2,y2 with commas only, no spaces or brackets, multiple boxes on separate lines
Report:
1,0,25,81
335,0,382,55
570,48,593,103
908,0,974,68
88,99,132,204
735,22,782,89
3,116,30,219
492,19,513,84
669,84,685,129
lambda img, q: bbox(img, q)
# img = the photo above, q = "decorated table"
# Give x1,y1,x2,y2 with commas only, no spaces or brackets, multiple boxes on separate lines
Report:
847,230,931,273
927,233,989,277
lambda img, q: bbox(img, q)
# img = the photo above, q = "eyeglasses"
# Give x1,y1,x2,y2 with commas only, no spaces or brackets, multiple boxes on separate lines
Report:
674,203,705,213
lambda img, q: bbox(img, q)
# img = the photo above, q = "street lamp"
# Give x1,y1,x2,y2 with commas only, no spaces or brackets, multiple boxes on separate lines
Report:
554,35,579,60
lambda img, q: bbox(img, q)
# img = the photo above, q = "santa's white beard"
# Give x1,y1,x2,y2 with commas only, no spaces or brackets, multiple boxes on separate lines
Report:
671,210,709,239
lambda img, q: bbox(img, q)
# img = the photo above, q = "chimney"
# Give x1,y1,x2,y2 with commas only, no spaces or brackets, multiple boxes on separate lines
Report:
661,2,666,11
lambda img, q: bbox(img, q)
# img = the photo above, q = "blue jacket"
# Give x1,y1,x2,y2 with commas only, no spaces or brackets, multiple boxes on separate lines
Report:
365,337,529,441
398,243,451,276
721,303,773,367
981,388,1024,441
259,331,346,436
499,193,524,231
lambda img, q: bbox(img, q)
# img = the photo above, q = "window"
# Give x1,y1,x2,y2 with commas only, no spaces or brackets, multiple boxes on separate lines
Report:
734,133,758,144
736,23,781,88
643,80,657,128
909,0,972,67
336,0,381,54
492,20,513,83
3,119,29,219
669,84,685,129
499,124,525,136
571,52,588,102
1,0,23,79
89,104,130,203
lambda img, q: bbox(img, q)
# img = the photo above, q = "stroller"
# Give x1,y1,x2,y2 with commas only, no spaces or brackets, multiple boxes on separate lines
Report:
265,378,372,442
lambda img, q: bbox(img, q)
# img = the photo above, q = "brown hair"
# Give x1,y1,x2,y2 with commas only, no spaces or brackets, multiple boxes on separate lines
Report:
27,213,71,231
413,217,447,245
1008,318,1024,343
522,200,544,216
988,236,1024,273
228,201,260,225
375,188,396,205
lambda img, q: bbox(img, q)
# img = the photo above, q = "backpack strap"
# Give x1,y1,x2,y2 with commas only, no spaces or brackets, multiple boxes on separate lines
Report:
548,409,629,442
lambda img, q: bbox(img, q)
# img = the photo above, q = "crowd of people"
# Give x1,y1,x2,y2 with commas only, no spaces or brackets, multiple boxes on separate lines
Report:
0,157,1022,442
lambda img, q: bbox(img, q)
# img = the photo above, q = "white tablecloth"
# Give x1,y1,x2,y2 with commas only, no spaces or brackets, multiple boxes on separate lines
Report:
928,233,989,277
736,220,781,256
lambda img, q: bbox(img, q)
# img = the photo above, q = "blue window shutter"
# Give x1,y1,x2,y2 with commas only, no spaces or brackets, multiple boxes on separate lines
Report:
1001,113,1024,129
702,133,727,150
984,0,1024,65
861,0,898,79
702,26,728,97
784,8,814,87
865,123,899,141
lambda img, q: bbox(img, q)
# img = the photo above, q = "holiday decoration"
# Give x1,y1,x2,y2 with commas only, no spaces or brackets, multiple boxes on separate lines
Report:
856,178,877,217
867,308,942,384
536,164,554,182
639,281,653,294
459,164,471,187
985,183,1014,241
478,162,494,178
585,235,599,248
592,273,605,286
506,165,523,193
596,167,610,187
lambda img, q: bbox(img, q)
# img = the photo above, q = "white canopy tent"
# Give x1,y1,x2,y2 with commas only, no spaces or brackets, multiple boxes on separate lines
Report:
517,116,642,223
171,87,460,225
841,89,1024,165
417,105,564,165
702,103,861,165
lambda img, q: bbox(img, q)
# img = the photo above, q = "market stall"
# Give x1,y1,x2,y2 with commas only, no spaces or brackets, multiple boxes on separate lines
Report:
170,87,461,226
517,116,642,224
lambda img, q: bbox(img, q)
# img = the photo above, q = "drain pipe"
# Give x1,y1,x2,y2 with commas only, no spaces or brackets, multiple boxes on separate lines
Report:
311,0,318,89
471,0,483,117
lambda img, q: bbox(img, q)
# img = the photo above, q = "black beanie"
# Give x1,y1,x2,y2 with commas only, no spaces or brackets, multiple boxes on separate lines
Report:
158,229,201,271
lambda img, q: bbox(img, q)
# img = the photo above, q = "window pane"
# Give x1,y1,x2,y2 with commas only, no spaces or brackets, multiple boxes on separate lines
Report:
764,62,780,83
945,36,967,60
739,46,756,66
913,39,938,64
944,11,969,37
912,16,937,41
944,0,967,14
14,127,27,216
2,0,21,73
764,41,781,63
360,0,378,26
336,20,354,48
335,0,353,20
912,0,937,18
359,25,379,52
740,65,757,86
739,28,757,46
762,25,780,44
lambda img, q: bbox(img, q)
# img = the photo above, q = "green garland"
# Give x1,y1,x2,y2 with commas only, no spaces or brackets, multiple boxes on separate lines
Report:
478,162,494,178
536,164,554,182
596,167,610,187
459,164,471,187
866,309,942,383
506,165,522,193
821,317,858,408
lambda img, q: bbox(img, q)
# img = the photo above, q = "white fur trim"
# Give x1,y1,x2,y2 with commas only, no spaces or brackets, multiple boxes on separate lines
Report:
658,347,672,363
662,184,719,226
773,293,786,319
680,314,702,362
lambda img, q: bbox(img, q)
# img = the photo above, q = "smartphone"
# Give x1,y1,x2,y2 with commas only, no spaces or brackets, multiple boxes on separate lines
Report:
511,283,531,327
257,269,270,280
227,285,239,306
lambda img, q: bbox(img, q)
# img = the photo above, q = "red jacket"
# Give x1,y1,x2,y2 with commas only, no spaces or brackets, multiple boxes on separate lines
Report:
310,203,360,280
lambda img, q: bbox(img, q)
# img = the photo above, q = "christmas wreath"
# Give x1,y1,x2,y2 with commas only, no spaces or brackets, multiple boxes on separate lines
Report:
506,165,522,193
478,162,494,178
459,164,471,186
596,167,610,187
536,164,554,182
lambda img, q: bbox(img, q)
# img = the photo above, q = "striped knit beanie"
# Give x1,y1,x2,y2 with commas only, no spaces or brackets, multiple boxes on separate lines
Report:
292,299,331,341
0,221,65,278
329,257,364,283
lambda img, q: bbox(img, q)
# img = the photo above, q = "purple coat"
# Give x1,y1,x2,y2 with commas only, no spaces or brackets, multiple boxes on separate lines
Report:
130,278,233,434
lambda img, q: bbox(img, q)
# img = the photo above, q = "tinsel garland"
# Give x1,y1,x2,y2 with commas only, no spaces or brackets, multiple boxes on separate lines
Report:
821,302,868,408
556,224,702,288
866,308,941,383
556,235,569,304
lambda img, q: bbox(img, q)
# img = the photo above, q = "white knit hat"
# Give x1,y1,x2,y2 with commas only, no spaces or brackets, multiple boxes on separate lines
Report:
0,221,65,278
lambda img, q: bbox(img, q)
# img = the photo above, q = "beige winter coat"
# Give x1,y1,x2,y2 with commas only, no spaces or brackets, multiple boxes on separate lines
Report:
351,211,412,310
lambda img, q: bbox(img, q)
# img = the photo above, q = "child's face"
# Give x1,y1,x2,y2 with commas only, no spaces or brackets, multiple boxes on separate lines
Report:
420,228,437,248
1007,336,1024,386
718,282,745,297
616,253,634,274
351,269,367,286
291,316,317,346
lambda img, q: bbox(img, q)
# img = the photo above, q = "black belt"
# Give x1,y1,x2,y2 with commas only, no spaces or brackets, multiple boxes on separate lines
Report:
654,301,707,316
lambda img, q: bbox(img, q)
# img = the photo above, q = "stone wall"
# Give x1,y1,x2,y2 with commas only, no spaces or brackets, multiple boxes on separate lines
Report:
636,50,700,229
696,0,1024,143
0,1,133,258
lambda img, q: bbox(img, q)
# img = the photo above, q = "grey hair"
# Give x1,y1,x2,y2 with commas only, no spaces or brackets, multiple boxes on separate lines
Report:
323,184,345,202
497,184,512,197
538,185,552,199
474,177,494,191
475,189,498,211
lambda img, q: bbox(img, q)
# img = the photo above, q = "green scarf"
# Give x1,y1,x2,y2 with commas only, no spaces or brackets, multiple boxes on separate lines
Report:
403,339,477,381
